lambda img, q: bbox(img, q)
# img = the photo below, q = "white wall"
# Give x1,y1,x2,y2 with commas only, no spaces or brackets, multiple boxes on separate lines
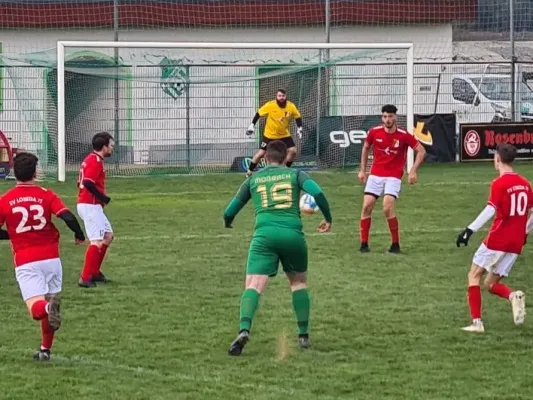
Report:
0,25,452,164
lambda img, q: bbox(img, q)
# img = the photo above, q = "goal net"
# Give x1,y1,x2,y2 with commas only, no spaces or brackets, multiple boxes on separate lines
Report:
6,42,414,181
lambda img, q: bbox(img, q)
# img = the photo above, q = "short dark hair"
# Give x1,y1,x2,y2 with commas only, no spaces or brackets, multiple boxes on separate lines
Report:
496,143,517,165
381,104,398,114
14,152,38,182
266,140,288,164
277,89,286,95
92,132,114,151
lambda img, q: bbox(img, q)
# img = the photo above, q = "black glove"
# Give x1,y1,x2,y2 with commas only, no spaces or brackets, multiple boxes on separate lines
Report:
103,196,111,205
456,228,474,247
525,234,528,245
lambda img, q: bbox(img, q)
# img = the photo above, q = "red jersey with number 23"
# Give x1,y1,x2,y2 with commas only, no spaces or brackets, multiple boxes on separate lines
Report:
365,126,419,179
484,172,533,255
78,152,106,205
0,184,69,267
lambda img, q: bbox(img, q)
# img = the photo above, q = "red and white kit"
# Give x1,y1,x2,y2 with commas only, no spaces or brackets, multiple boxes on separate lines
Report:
0,184,69,300
473,172,533,276
77,152,113,240
364,125,419,198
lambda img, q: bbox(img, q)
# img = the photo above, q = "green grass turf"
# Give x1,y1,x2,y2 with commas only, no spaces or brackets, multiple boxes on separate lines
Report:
1,163,533,400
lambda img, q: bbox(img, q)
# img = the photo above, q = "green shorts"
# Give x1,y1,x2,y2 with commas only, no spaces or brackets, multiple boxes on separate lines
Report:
246,227,308,277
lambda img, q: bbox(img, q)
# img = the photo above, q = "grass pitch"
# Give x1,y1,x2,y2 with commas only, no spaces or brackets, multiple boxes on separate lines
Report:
1,163,533,400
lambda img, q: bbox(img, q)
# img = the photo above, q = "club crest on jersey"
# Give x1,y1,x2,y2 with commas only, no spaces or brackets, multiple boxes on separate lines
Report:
393,139,400,148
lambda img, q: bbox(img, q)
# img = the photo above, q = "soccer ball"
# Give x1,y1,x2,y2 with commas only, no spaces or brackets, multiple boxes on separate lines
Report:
299,193,319,215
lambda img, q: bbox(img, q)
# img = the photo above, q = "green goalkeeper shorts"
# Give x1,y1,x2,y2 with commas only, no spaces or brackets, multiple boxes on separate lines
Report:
246,227,308,277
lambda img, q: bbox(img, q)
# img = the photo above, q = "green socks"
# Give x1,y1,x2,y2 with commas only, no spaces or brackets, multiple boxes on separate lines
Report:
239,288,261,332
292,289,310,335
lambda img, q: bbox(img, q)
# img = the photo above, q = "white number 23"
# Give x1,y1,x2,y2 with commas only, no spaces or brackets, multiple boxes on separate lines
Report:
13,205,46,233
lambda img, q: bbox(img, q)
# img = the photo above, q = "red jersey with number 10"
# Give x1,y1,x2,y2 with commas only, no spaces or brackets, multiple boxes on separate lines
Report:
0,184,69,267
78,152,106,205
365,126,420,179
484,172,533,254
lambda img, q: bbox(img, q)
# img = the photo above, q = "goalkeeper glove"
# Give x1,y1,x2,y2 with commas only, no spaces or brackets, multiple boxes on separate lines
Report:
297,127,303,139
246,124,255,136
456,228,474,247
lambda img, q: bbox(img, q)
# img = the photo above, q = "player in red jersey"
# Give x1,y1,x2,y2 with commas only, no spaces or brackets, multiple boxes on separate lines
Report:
0,152,85,361
457,144,531,333
357,104,426,253
77,132,115,288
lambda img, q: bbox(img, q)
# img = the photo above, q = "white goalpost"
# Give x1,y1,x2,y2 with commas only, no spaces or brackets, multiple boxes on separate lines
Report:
56,41,414,182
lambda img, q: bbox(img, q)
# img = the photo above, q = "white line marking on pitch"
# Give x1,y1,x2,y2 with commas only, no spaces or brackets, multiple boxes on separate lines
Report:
114,227,479,241
0,348,297,395
58,181,493,199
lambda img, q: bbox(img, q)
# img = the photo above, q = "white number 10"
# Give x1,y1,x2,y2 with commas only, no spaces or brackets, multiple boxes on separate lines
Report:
13,205,46,233
510,192,528,216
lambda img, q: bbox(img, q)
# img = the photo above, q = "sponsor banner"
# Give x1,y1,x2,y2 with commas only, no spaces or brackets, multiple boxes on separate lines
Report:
414,114,456,163
460,122,533,161
230,156,317,172
318,114,456,166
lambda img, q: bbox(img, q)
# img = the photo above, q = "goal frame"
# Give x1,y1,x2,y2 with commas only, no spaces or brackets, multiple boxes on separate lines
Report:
56,40,415,182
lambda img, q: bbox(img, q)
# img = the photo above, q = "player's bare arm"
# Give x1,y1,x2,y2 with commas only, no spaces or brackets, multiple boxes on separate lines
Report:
408,143,426,185
358,141,371,184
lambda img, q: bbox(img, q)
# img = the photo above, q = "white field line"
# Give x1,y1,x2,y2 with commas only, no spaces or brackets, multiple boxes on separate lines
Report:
0,347,300,396
58,181,491,199
114,226,479,241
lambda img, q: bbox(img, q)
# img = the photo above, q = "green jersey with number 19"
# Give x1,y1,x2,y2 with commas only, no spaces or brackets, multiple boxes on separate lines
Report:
224,165,332,231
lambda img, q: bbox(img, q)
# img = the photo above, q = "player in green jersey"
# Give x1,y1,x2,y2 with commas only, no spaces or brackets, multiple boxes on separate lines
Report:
223,140,332,356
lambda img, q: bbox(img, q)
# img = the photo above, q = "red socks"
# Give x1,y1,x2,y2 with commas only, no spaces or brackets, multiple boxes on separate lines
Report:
360,218,371,243
31,300,48,320
387,217,399,244
96,244,109,275
467,286,482,320
30,300,55,350
490,283,513,300
40,318,55,350
81,245,101,281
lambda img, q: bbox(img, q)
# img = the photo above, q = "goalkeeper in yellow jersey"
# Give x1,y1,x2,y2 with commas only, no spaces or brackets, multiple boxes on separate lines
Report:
245,89,303,177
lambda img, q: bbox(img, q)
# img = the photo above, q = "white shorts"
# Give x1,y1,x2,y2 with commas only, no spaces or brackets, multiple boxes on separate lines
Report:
364,175,402,198
77,203,113,241
15,258,62,301
473,243,519,277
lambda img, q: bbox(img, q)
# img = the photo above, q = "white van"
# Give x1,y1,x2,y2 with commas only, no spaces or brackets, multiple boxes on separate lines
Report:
451,73,533,123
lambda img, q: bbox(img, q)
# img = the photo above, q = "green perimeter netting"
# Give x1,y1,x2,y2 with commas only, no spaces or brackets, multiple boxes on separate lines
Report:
0,46,409,178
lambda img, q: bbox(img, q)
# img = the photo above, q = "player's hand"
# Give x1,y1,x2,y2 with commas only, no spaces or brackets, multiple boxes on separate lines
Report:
103,196,111,205
456,227,473,247
75,238,86,245
224,219,233,229
408,171,418,185
317,220,332,233
357,170,367,184
525,234,528,245
246,124,255,136
297,127,303,139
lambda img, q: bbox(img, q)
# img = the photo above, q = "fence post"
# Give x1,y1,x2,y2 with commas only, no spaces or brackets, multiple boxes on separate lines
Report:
510,0,519,121
113,0,121,169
